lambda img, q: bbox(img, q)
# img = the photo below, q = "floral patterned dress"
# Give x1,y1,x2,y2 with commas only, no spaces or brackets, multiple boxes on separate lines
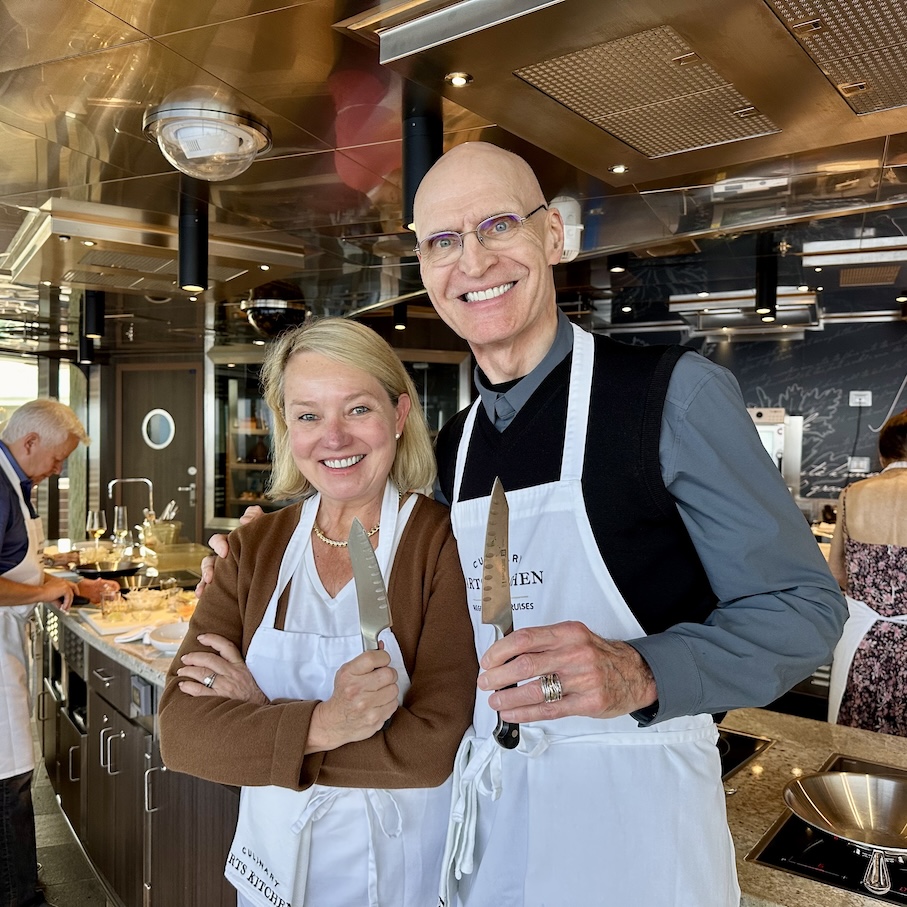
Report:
836,502,907,735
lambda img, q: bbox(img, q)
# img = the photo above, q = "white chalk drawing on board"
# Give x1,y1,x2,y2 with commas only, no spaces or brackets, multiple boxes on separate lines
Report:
870,371,907,433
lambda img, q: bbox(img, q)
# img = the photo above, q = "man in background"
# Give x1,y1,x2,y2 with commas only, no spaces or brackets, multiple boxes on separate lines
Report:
0,399,113,907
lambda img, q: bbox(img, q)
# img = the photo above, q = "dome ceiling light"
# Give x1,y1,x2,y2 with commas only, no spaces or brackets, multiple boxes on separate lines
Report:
240,297,307,338
143,100,272,181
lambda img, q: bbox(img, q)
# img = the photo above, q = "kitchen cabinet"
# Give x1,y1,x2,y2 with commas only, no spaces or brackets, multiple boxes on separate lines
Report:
146,741,239,906
85,649,151,907
36,607,241,907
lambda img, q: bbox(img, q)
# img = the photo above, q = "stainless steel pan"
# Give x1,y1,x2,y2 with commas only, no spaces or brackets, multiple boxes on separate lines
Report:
783,772,907,895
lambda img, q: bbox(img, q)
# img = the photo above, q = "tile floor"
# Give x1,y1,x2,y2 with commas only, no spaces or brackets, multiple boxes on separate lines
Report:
31,732,111,907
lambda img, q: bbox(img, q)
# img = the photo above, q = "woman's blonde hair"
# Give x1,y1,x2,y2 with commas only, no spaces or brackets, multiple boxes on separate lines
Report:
261,318,436,500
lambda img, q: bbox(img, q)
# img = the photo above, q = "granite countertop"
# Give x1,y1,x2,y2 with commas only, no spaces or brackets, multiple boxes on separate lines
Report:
722,707,907,907
53,602,907,906
53,603,175,688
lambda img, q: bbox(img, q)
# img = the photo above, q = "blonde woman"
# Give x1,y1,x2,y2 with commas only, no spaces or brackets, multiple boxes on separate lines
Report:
159,318,476,907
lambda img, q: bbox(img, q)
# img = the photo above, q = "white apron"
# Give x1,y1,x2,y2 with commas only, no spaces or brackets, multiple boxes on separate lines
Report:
225,482,453,907
0,448,45,780
442,325,738,907
827,596,907,723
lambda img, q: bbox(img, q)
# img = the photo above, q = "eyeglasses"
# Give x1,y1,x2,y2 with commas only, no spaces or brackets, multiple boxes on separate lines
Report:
413,204,547,265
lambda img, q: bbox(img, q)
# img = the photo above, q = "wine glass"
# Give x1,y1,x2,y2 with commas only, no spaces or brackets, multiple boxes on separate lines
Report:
112,506,130,550
85,511,107,563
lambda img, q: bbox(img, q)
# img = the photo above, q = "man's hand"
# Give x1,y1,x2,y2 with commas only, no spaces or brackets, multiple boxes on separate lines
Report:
42,576,80,611
196,505,265,597
76,577,120,603
476,620,657,723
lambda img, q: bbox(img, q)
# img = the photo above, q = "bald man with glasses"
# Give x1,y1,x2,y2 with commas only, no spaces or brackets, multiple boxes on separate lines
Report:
413,142,845,907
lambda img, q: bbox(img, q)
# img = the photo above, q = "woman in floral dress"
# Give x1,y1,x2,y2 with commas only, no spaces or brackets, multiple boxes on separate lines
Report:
828,410,907,735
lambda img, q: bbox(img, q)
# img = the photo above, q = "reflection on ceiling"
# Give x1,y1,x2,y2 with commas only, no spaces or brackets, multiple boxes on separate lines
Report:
0,0,904,359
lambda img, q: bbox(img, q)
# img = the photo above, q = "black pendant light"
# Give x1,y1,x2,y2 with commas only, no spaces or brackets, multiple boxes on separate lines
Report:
755,232,778,321
402,80,442,231
393,303,408,331
179,175,209,293
83,289,105,339
77,334,94,365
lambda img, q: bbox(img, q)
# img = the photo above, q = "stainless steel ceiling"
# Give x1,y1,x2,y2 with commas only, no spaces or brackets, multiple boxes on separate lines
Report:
0,0,905,357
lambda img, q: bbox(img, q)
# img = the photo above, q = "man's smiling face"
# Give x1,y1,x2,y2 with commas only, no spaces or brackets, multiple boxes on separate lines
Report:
414,143,563,381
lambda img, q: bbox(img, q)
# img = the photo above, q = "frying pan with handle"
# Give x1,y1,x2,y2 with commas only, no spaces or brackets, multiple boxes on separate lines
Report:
783,771,907,895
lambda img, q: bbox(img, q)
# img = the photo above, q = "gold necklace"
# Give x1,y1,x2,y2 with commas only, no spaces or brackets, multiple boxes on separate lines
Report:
313,521,379,548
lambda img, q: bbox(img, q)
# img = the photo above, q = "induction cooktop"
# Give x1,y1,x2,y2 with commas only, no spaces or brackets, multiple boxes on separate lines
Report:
748,754,907,903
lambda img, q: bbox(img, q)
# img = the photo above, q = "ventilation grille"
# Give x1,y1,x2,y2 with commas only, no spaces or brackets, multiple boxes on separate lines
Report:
515,26,779,158
768,0,907,114
838,264,902,286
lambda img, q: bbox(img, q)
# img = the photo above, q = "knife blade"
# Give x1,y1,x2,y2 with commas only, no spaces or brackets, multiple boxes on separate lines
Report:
482,477,520,749
348,518,392,651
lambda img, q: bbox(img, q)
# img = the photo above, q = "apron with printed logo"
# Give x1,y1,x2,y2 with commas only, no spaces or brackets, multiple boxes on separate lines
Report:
0,448,45,780
441,325,739,907
225,482,453,907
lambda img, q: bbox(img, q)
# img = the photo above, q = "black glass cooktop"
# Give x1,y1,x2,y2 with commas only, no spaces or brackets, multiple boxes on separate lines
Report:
717,727,774,780
748,755,907,903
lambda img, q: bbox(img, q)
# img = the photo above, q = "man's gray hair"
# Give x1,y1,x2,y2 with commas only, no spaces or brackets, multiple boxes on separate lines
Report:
1,399,90,446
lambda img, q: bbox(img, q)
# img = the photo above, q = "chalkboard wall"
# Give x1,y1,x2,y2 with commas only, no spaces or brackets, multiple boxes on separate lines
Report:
621,321,907,500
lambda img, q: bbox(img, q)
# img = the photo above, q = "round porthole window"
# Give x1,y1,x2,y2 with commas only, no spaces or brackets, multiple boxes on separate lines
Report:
141,408,175,450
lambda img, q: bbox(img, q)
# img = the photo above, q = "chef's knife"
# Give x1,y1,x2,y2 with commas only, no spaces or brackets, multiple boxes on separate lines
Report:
348,518,392,651
482,477,520,749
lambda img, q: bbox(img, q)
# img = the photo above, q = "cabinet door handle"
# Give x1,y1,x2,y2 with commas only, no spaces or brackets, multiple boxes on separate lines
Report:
68,744,80,782
144,766,162,813
92,668,115,687
106,730,125,776
99,726,114,768
36,689,48,722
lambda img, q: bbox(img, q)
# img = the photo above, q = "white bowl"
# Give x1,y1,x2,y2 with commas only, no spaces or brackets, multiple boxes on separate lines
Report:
148,621,189,655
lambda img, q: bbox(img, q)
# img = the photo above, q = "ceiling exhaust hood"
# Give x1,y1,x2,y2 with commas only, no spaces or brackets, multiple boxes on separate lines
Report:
669,286,820,334
338,0,907,188
2,198,306,299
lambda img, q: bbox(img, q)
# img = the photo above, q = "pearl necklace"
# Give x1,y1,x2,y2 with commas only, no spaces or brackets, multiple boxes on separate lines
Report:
313,521,379,548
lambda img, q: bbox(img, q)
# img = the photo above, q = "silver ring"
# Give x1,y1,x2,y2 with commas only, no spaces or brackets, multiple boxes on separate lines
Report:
202,672,217,689
540,672,563,703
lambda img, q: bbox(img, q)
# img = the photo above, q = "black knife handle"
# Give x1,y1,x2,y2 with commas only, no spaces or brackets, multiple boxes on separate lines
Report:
493,682,520,749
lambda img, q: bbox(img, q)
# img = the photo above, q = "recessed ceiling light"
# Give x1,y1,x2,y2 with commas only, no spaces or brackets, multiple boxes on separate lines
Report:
445,72,473,87
798,285,809,291
761,314,776,322
897,293,907,303
621,305,632,313
697,291,709,297
226,363,236,368
253,339,266,346
260,264,270,271
82,240,95,247
814,267,822,272
608,164,629,174
188,296,198,302
816,286,824,291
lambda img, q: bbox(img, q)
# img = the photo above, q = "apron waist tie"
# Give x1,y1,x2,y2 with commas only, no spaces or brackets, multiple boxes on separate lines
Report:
441,720,715,899
287,787,402,907
828,597,907,724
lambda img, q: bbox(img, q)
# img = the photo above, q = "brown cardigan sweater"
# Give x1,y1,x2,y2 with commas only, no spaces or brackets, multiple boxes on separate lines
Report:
158,495,477,791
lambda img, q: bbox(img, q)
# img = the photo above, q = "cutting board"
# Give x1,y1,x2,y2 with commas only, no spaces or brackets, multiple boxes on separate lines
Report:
78,608,175,636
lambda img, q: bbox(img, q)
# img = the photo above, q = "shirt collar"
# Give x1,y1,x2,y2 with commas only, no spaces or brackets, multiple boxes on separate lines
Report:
475,309,574,430
0,440,29,483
